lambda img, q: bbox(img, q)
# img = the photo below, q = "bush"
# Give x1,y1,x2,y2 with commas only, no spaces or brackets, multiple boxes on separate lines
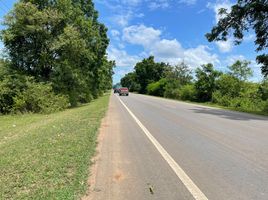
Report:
263,100,268,113
0,66,29,114
12,82,69,114
164,88,181,100
180,84,197,101
212,91,231,106
147,79,167,96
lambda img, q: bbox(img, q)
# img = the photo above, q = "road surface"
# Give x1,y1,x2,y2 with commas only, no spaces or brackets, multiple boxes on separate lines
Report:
86,93,268,200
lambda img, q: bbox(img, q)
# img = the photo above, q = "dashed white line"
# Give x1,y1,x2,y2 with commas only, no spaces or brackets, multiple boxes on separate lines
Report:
117,96,209,200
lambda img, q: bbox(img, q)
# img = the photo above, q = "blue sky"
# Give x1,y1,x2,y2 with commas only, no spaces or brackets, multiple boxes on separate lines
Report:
0,0,263,83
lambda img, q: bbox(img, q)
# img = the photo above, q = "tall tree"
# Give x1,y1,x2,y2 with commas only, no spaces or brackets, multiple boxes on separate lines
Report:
135,56,169,94
195,63,222,102
1,0,113,106
166,62,193,85
206,0,268,76
228,60,253,81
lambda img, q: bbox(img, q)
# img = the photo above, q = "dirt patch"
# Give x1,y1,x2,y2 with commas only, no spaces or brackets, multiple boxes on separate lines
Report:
81,104,109,200
113,171,124,182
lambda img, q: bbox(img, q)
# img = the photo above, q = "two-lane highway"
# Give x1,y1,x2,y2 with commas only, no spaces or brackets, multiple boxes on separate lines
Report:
86,93,268,200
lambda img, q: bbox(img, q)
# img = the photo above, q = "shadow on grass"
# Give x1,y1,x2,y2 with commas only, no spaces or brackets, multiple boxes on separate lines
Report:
190,106,268,121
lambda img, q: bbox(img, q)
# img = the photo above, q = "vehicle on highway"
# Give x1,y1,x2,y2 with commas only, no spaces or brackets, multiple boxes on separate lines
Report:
113,88,119,93
118,87,129,96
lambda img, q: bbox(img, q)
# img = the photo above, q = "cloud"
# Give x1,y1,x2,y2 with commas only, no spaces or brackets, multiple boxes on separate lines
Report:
148,0,170,10
207,1,234,52
123,25,161,47
179,0,197,6
110,29,121,41
107,46,140,67
122,24,219,68
226,55,246,65
207,0,233,23
215,39,233,53
226,55,263,81
184,45,220,68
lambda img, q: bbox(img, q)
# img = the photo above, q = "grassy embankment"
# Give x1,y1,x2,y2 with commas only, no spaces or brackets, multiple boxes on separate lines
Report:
0,94,110,199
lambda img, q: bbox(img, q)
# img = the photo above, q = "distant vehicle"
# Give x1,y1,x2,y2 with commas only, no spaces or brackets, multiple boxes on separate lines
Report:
113,88,119,93
119,87,129,96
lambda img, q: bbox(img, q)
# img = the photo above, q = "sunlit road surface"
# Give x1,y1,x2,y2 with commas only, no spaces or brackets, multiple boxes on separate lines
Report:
89,93,268,200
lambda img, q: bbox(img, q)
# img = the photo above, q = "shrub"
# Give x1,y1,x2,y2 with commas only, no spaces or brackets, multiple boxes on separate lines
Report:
147,78,167,97
180,84,197,101
263,100,268,113
164,88,181,100
0,66,29,114
12,82,69,114
212,91,231,106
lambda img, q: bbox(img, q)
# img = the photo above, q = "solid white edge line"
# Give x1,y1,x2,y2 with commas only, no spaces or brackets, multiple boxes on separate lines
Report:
117,96,209,200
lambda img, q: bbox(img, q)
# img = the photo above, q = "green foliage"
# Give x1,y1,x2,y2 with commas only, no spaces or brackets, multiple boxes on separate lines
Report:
228,60,253,81
216,74,241,97
120,57,268,114
12,82,69,114
163,78,180,99
0,63,29,114
206,0,268,76
0,95,109,199
0,0,113,110
166,62,193,85
147,78,167,97
195,63,221,102
121,72,140,92
180,84,197,101
263,100,268,113
135,56,170,93
258,78,268,100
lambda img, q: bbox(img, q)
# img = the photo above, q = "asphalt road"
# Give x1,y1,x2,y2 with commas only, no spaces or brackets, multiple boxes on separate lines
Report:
87,93,268,200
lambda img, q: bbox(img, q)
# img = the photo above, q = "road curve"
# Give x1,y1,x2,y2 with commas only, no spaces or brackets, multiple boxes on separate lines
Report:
87,93,268,200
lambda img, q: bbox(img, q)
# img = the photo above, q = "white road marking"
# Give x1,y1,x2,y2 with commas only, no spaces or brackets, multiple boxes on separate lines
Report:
117,96,209,200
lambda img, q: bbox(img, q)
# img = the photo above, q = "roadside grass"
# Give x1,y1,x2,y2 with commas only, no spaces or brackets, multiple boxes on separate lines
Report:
0,94,110,199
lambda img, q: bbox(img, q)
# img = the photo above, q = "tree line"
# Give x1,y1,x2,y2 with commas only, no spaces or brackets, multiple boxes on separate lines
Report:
0,0,113,114
121,56,268,114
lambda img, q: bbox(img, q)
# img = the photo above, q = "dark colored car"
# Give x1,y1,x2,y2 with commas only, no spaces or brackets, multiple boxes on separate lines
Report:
119,87,129,96
113,88,119,93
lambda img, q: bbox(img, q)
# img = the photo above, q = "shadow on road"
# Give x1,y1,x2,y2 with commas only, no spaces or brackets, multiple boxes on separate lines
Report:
190,107,268,121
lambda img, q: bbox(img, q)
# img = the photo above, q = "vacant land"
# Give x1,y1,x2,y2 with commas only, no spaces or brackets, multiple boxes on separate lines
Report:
0,94,110,199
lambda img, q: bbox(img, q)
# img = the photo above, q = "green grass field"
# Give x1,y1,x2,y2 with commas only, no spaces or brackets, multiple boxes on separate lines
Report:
0,94,110,200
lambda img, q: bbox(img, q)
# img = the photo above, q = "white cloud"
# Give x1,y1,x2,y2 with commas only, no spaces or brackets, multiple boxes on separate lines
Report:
215,39,233,52
121,24,219,68
110,29,121,41
226,55,246,65
148,0,170,10
207,1,234,52
108,47,140,67
207,0,233,23
151,39,183,58
123,25,161,47
226,55,263,81
244,33,255,42
179,0,197,5
184,45,220,68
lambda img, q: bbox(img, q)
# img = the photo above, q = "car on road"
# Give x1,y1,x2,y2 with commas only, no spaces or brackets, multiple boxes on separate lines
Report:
113,88,119,93
118,87,129,96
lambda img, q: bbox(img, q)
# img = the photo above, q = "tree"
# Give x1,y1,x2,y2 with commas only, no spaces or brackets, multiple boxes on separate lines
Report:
228,60,253,81
135,56,169,93
215,74,241,98
206,0,268,76
195,63,222,102
1,0,113,107
166,62,193,85
121,72,140,92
